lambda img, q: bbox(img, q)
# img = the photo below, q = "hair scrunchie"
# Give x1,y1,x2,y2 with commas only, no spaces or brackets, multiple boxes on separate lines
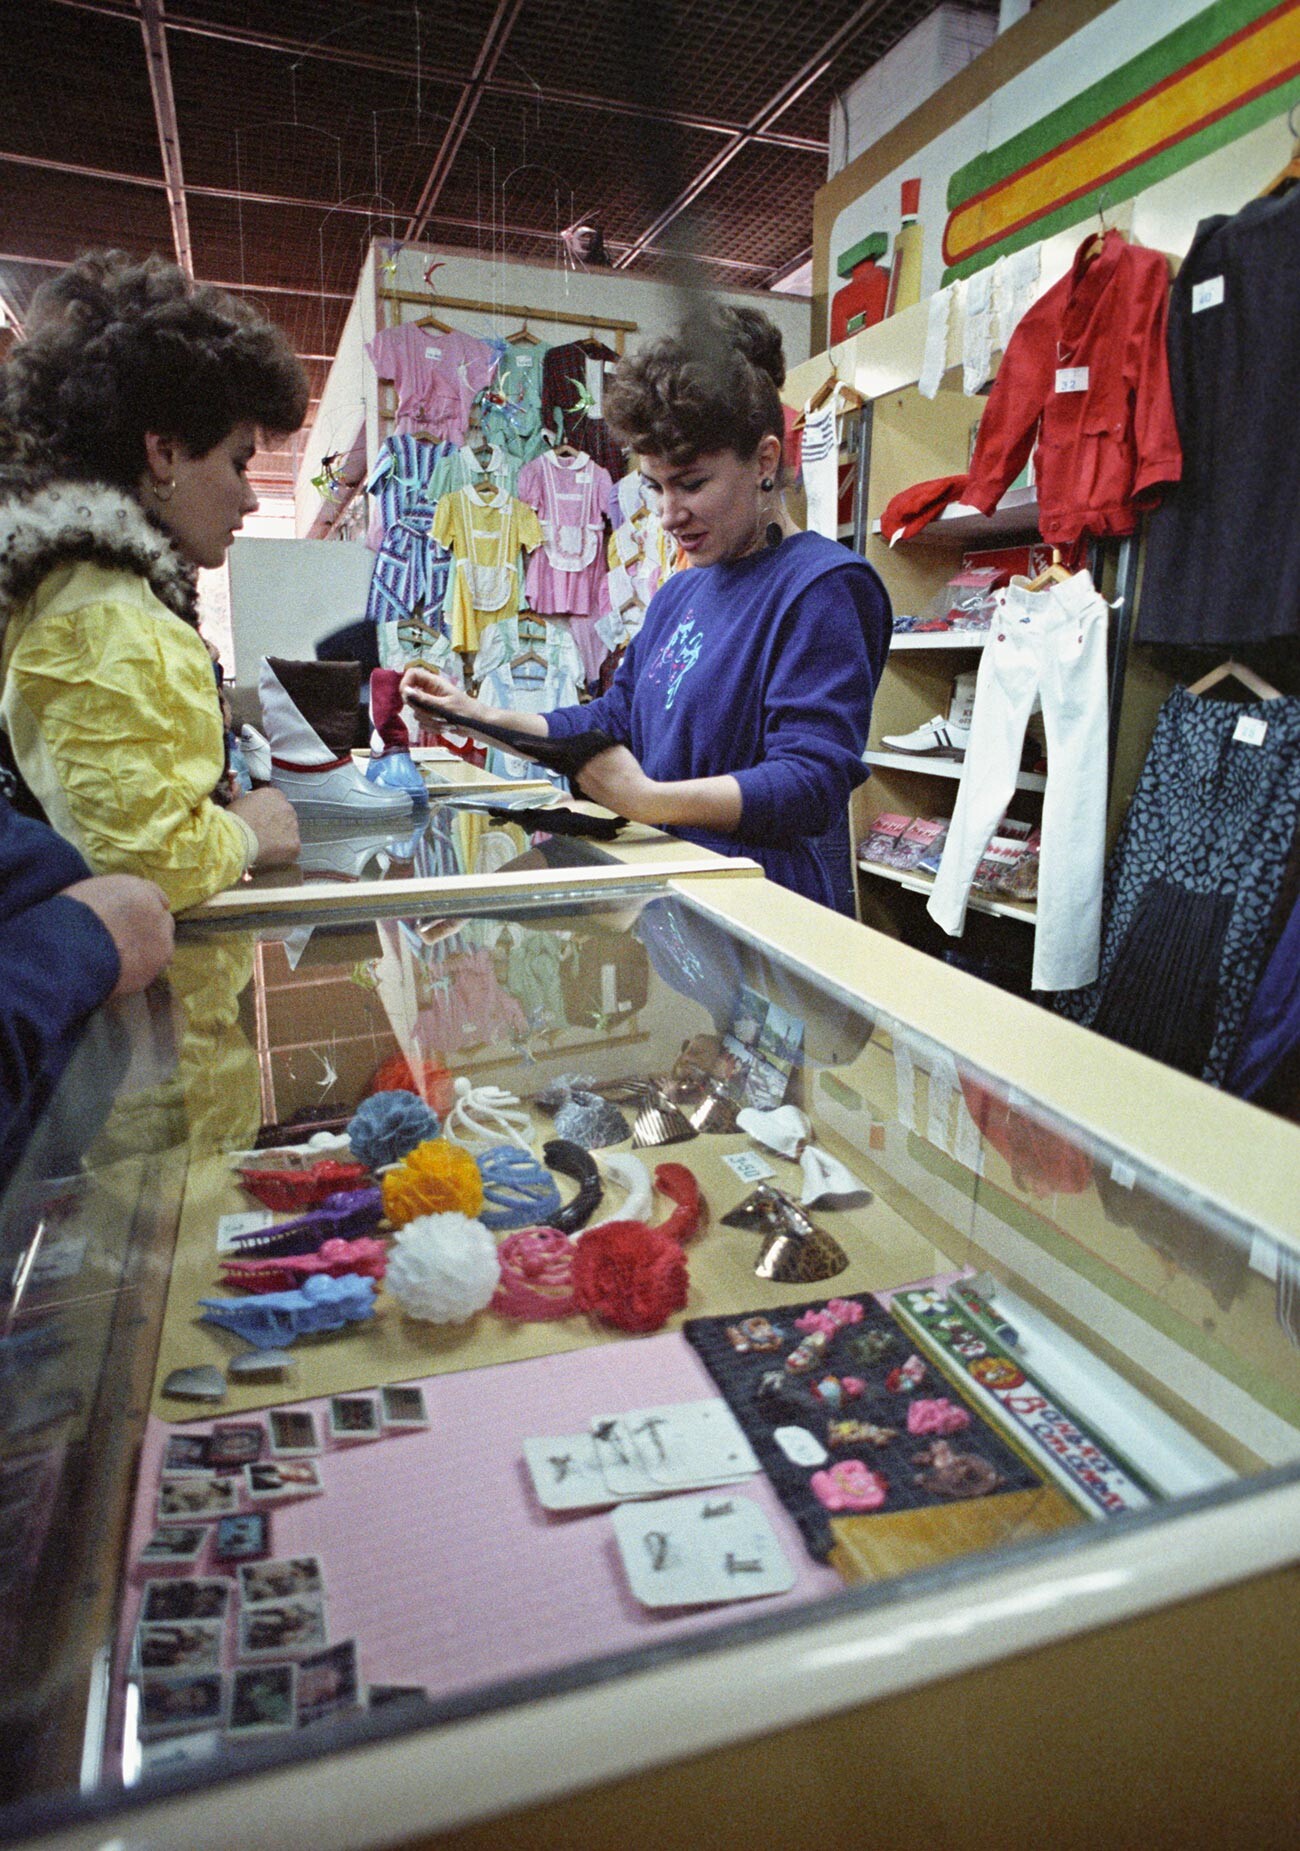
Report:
347,1090,439,1171
382,1138,484,1228
490,1227,578,1320
571,1220,688,1334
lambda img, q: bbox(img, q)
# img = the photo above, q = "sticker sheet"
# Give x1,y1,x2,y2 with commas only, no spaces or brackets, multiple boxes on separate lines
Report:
684,1290,1043,1560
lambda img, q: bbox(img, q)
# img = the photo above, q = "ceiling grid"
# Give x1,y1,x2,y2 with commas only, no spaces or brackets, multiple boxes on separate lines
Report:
0,0,997,490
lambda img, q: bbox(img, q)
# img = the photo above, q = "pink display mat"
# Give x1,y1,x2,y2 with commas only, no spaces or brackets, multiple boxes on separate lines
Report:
113,1335,842,1761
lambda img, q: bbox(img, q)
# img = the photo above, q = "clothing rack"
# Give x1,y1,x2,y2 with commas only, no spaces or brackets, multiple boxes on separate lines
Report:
376,287,638,352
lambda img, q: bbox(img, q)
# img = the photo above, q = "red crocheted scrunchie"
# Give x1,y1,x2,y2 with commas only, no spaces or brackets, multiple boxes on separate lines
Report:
490,1227,577,1321
571,1220,688,1334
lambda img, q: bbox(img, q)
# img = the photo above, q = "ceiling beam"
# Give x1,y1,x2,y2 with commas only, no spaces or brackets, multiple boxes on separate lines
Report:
0,249,354,303
138,0,192,276
403,0,525,244
46,0,827,154
614,0,893,270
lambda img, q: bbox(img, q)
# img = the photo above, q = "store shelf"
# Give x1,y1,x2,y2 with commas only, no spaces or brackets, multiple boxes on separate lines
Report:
863,749,1047,792
872,485,1039,546
890,630,991,650
857,857,1037,924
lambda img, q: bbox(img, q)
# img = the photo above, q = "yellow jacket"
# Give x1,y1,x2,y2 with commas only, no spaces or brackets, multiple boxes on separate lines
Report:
1,556,254,912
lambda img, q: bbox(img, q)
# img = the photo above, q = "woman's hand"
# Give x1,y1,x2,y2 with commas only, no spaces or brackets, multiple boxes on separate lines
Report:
230,787,300,868
400,664,478,724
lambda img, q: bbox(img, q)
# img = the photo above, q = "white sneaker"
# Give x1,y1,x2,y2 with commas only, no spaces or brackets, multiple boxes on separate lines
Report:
880,716,971,760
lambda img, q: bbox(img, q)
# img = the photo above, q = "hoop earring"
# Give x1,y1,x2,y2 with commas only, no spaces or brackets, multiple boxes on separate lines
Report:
151,478,177,503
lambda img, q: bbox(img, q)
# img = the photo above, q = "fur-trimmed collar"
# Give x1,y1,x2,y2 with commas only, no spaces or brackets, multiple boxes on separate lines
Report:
0,478,198,635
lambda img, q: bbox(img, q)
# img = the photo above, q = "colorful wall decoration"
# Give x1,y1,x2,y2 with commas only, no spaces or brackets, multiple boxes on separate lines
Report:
823,0,1300,338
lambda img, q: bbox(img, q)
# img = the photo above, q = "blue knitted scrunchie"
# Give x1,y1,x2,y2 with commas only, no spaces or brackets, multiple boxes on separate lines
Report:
476,1145,564,1231
347,1090,440,1171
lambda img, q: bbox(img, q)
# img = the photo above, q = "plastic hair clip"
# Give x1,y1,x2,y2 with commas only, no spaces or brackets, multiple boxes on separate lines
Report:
226,1188,384,1257
218,1236,389,1295
199,1272,378,1350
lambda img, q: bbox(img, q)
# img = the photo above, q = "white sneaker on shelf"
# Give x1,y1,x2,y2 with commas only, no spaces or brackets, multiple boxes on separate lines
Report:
880,716,971,760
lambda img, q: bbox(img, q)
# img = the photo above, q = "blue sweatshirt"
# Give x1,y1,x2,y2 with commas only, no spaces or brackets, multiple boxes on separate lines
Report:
0,795,122,1170
545,531,891,907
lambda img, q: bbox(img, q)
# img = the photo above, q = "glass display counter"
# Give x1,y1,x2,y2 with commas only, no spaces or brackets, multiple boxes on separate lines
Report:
2,862,1298,1849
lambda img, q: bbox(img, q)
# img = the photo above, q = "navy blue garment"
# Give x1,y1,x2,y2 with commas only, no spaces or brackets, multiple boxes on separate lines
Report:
0,795,121,1169
545,531,891,908
1228,892,1300,1102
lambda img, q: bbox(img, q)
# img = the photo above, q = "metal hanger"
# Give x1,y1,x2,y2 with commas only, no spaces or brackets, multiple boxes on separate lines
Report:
1260,105,1300,198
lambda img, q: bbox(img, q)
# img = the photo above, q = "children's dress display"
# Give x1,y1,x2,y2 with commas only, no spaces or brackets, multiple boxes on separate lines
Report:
473,616,585,786
598,473,678,655
1056,689,1300,1086
541,339,625,479
927,571,1110,994
517,450,612,618
363,436,468,631
480,342,549,463
432,482,542,653
366,324,498,443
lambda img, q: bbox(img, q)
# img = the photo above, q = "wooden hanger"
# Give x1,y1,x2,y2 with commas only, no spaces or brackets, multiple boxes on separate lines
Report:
1260,106,1300,197
793,376,864,431
1185,659,1282,700
550,438,581,461
506,317,542,345
511,644,547,670
1022,547,1072,591
415,312,453,332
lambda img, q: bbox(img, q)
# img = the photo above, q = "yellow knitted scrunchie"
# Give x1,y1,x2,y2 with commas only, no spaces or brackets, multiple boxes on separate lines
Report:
382,1138,485,1227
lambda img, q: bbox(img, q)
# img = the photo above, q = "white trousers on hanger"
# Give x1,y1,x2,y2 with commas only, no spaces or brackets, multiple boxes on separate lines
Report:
927,570,1109,992
801,390,841,539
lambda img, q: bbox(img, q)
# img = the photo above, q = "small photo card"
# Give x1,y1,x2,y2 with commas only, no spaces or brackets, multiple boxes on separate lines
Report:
237,1594,328,1660
328,1395,381,1442
296,1639,361,1728
157,1474,238,1524
228,1664,296,1737
268,1409,321,1458
238,1556,324,1606
139,1671,226,1739
136,1619,225,1674
139,1525,207,1568
245,1459,324,1503
141,1577,231,1624
161,1434,211,1475
380,1384,429,1430
207,1423,264,1471
212,1512,270,1565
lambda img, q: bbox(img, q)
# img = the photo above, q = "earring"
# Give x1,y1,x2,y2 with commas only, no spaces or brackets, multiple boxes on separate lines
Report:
760,477,774,493
152,478,177,503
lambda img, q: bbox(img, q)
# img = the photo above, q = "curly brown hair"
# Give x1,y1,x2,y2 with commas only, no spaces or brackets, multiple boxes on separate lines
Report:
603,303,786,469
0,250,309,489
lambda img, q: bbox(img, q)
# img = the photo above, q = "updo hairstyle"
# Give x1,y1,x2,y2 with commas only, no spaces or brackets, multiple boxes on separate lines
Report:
0,250,309,490
603,303,786,471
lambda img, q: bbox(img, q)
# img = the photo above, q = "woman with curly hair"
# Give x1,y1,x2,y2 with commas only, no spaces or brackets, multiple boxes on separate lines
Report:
0,250,307,909
402,305,890,908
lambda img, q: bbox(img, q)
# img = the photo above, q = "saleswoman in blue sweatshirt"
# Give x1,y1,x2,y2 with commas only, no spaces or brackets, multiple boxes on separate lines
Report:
401,305,891,910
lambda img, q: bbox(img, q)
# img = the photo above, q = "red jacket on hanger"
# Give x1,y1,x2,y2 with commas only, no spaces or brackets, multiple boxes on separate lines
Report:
882,231,1182,546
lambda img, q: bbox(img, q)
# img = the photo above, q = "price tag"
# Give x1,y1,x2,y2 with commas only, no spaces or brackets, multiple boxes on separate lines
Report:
1233,714,1268,747
1054,366,1089,394
1192,276,1225,313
